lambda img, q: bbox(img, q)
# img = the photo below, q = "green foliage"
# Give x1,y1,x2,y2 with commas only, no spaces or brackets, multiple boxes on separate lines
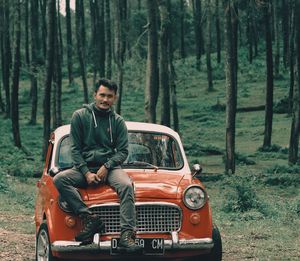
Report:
235,153,256,165
273,96,289,114
263,164,300,187
0,174,9,193
222,176,264,214
185,144,223,157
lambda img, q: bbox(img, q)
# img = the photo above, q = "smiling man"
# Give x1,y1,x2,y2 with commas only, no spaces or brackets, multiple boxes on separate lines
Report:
53,79,141,253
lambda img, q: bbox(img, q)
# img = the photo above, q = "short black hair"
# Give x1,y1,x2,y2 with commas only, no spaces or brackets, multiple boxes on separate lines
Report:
95,78,118,94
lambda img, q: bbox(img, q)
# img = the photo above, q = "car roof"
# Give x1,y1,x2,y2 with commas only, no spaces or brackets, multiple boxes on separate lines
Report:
53,121,181,142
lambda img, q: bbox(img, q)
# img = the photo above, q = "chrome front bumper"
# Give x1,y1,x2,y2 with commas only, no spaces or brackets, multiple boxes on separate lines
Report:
51,232,213,253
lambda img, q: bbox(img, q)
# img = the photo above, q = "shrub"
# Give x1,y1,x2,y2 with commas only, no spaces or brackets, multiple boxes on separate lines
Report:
263,164,300,187
223,177,261,213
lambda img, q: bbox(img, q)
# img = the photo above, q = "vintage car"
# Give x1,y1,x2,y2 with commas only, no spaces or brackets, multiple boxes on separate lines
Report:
35,122,222,260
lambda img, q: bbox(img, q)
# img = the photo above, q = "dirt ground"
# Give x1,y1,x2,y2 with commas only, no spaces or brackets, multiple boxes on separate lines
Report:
0,228,35,261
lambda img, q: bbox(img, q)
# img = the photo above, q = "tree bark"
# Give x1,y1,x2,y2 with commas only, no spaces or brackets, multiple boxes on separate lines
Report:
40,0,47,59
168,1,179,132
113,0,126,114
192,0,204,70
180,0,185,59
97,0,105,78
24,0,30,66
215,0,221,63
43,0,56,158
53,8,62,129
282,0,290,68
145,0,159,123
206,0,213,92
274,0,280,78
288,0,300,164
66,0,74,85
263,1,274,148
11,0,22,148
288,0,295,114
224,0,237,174
75,0,88,104
158,0,171,127
105,0,112,79
29,0,40,125
1,0,12,118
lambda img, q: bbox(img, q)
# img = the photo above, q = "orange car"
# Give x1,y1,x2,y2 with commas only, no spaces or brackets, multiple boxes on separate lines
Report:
35,122,222,260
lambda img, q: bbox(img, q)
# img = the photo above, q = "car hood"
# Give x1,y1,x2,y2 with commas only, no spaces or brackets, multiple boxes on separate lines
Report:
82,171,185,201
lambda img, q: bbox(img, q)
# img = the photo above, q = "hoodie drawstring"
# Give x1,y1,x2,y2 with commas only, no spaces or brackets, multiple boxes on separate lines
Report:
91,110,98,128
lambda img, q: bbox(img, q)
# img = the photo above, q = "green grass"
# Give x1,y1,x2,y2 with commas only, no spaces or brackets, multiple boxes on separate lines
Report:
0,47,300,259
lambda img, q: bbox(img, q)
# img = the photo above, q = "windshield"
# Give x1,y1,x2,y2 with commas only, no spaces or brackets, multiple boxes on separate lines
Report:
56,131,184,170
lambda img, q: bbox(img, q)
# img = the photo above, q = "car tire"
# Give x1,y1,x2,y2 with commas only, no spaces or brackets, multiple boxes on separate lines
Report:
36,222,58,261
204,225,222,261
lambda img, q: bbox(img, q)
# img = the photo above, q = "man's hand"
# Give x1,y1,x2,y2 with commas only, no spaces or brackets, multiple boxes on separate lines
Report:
85,171,101,185
96,165,109,183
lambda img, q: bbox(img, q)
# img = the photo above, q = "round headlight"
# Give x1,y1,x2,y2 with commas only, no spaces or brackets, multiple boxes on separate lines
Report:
183,185,207,210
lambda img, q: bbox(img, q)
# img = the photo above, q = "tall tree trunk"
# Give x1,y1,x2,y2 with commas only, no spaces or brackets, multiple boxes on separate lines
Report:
215,0,221,63
282,0,290,68
43,0,56,158
224,0,237,174
179,0,185,59
288,0,300,164
206,0,213,92
1,0,12,118
274,0,280,78
66,0,74,85
11,0,22,148
247,1,253,63
263,1,274,148
168,1,179,132
288,0,295,114
29,0,40,125
145,0,159,123
113,0,126,114
90,0,98,84
75,0,88,104
97,0,105,78
24,0,30,66
53,7,62,128
40,0,47,59
158,0,171,127
57,0,63,65
192,0,204,70
105,0,112,79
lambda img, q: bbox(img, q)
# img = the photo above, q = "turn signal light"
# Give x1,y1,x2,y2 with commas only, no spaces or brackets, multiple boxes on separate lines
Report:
65,216,76,228
189,213,201,225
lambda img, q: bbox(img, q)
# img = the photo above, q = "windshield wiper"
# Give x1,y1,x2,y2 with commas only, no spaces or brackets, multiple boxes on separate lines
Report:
123,161,159,170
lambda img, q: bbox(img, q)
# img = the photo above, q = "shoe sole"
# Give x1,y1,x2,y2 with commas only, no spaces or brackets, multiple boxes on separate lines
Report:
75,222,105,242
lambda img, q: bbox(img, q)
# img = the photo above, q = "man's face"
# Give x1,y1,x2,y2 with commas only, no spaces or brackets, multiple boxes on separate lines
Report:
94,85,117,110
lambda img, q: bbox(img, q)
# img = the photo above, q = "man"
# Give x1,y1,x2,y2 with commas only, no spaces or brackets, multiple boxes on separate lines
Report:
54,78,141,253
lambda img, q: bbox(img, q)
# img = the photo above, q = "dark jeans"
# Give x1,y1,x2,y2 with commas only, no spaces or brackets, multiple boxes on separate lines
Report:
53,167,136,233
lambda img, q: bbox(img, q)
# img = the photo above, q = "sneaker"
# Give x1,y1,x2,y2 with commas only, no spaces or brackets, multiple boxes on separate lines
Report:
75,213,105,242
118,230,143,253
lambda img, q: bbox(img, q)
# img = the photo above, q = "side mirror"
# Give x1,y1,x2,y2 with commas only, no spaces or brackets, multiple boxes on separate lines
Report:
191,164,202,178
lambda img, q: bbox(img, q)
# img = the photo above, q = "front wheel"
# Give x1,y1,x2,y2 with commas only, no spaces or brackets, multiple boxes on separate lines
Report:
36,222,58,261
205,225,222,261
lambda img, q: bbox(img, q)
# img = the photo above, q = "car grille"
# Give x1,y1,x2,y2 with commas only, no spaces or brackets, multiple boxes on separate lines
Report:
89,203,182,234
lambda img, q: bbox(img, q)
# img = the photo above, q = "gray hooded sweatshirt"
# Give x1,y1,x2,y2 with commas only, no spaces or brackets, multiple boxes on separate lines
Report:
70,103,128,176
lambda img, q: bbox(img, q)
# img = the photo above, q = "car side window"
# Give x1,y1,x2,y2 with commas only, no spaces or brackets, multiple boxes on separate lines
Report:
57,136,73,169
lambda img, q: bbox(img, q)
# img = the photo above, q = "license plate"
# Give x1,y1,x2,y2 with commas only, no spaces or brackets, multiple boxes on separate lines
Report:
110,238,164,255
